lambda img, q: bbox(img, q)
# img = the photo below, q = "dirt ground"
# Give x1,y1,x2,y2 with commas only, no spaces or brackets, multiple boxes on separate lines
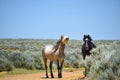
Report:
0,70,85,80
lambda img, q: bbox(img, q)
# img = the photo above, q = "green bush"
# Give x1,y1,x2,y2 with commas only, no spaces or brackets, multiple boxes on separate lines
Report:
27,51,44,70
82,41,120,80
0,55,14,71
10,51,35,69
0,39,120,80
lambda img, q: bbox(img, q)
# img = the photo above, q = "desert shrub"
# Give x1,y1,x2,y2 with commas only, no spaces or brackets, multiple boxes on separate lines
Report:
0,50,9,58
27,51,44,70
64,40,82,68
64,60,71,68
0,50,14,71
10,51,35,70
0,38,120,80
82,41,120,80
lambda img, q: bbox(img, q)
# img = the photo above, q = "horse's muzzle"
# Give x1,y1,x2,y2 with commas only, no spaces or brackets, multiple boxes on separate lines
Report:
66,37,69,41
63,37,69,44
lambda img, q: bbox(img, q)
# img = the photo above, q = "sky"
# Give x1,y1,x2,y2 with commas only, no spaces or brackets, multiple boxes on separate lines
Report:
0,0,120,40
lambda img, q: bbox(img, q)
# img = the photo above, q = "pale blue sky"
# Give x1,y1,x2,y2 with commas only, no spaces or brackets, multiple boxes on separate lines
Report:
0,0,120,40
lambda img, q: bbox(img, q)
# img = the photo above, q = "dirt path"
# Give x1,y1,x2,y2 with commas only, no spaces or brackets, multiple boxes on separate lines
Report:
0,70,84,80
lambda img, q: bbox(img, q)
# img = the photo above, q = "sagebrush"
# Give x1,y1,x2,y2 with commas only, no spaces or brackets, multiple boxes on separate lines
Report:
0,39,120,79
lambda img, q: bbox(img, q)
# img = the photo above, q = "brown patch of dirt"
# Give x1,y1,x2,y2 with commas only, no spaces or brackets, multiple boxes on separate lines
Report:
0,70,85,80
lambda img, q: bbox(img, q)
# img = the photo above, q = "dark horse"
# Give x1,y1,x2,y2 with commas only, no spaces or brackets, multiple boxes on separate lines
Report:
82,35,96,60
42,35,69,78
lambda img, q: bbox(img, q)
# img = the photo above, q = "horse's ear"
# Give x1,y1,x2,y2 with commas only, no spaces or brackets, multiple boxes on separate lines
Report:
88,35,92,41
84,35,86,37
83,35,86,41
61,35,64,40
57,35,63,43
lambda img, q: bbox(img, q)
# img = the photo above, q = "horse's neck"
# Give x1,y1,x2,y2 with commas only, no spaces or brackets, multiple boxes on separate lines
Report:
57,43,65,58
82,42,92,51
89,41,96,49
54,43,65,55
53,43,59,53
88,42,95,51
53,42,65,52
59,43,65,53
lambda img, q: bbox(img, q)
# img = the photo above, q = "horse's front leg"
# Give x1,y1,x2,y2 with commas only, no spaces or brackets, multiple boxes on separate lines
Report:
49,61,54,78
57,60,64,78
82,54,86,60
82,50,86,60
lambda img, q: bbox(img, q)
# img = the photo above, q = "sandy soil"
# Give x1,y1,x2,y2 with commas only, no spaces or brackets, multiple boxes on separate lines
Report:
0,70,85,80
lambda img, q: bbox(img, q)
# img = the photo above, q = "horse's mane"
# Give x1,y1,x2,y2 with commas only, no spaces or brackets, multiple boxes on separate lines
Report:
52,38,62,53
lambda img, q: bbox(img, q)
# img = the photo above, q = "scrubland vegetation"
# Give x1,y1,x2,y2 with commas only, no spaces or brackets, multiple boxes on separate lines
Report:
0,39,120,80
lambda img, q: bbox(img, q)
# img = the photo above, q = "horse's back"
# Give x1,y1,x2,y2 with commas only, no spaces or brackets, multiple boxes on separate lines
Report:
43,44,53,54
42,44,58,61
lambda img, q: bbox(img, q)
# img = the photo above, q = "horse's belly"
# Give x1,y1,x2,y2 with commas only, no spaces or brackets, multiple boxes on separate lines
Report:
45,53,57,61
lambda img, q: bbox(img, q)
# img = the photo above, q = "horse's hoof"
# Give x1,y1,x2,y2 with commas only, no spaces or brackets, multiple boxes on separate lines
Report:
51,76,54,78
46,76,49,78
58,75,62,78
58,73,62,78
58,76,62,78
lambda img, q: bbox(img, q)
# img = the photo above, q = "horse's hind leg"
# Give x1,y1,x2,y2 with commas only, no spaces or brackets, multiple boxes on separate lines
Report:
43,58,49,78
49,61,54,78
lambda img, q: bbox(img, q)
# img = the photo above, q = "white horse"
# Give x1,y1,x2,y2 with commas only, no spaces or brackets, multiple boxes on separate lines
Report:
42,35,69,78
